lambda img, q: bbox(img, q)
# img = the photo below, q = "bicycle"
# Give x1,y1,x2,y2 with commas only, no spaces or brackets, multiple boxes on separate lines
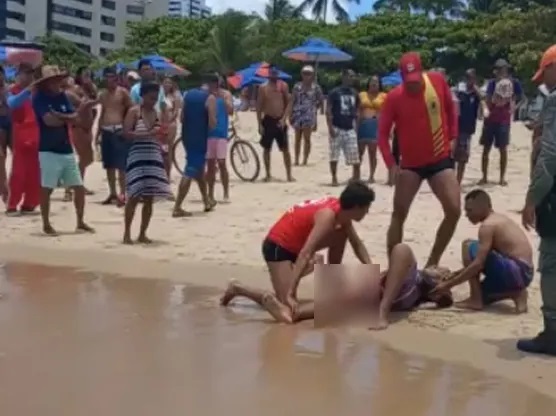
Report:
171,122,261,182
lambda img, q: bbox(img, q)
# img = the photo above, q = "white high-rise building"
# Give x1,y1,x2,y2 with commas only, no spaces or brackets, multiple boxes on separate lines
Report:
168,0,211,18
0,0,169,56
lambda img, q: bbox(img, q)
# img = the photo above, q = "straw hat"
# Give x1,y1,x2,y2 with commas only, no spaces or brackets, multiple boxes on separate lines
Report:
31,65,68,87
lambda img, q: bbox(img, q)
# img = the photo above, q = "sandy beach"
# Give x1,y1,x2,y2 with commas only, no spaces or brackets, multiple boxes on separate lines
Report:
1,112,555,396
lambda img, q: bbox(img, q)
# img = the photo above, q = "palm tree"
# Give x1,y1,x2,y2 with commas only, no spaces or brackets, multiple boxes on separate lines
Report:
264,0,302,20
295,0,360,22
373,0,465,16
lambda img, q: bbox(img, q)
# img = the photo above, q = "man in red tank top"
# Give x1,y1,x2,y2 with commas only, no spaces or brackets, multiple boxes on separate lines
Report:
220,181,375,322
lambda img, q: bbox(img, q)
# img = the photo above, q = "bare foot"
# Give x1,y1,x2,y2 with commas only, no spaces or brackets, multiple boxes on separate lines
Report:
172,209,193,218
204,200,217,212
499,179,508,186
369,315,389,331
455,297,483,311
331,178,339,186
313,254,325,265
263,176,272,182
63,191,72,202
137,235,153,244
513,290,528,314
262,293,293,324
223,195,230,203
77,222,95,233
477,178,488,185
166,194,176,202
85,188,95,196
220,279,239,306
43,224,58,236
287,176,296,182
368,177,375,184
122,234,134,245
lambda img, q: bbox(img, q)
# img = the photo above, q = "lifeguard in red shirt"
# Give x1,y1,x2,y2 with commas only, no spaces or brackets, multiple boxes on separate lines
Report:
220,181,374,320
378,52,461,267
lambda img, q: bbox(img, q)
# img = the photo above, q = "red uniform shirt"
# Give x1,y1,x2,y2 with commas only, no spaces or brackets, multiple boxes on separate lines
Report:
267,197,341,254
9,84,39,150
378,71,457,169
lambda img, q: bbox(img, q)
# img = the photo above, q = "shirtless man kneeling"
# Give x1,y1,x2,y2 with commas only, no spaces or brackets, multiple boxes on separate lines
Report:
220,180,375,320
431,189,533,313
222,243,453,327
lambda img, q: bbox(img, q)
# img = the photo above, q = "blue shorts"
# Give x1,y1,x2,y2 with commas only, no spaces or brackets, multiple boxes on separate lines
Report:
0,115,11,147
357,118,378,143
101,129,130,170
39,152,83,189
468,240,534,304
184,147,206,178
480,121,510,149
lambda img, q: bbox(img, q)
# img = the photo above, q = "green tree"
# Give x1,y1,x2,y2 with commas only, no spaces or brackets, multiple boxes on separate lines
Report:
296,0,360,22
36,34,95,73
264,0,302,20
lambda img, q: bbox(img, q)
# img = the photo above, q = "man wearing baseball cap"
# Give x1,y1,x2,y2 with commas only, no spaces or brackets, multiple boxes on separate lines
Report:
378,51,460,268
519,44,556,356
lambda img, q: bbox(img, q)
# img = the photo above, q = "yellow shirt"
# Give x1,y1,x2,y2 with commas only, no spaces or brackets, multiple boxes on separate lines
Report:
359,91,386,113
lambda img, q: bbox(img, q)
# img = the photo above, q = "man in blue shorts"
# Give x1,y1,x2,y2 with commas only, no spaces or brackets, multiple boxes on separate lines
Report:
32,65,95,236
172,74,218,217
432,189,533,313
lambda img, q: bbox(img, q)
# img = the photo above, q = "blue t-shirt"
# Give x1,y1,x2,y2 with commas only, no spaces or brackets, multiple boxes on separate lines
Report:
456,87,481,135
208,96,229,139
32,90,74,154
182,88,209,151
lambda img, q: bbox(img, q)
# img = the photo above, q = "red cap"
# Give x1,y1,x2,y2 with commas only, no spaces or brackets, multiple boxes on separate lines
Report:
532,44,556,83
399,52,423,83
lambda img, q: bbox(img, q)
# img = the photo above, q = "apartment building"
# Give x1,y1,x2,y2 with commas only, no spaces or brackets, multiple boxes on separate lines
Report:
168,0,211,18
0,0,169,56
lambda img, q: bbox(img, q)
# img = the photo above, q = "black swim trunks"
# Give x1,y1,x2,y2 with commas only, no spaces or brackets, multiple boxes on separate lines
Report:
405,157,454,180
262,238,298,263
260,116,288,151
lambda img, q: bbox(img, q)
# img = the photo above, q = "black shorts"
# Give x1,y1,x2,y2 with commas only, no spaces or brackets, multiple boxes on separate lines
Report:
405,157,454,180
260,116,288,151
262,238,297,263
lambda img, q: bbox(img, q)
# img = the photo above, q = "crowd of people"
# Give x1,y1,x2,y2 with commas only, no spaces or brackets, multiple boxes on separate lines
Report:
0,46,554,357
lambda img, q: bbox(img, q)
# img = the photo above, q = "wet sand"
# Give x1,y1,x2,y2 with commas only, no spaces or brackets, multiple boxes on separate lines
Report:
0,262,554,416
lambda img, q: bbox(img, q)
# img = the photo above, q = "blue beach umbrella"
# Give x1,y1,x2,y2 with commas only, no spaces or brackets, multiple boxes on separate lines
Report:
381,71,402,87
227,62,291,90
282,38,353,63
131,54,190,76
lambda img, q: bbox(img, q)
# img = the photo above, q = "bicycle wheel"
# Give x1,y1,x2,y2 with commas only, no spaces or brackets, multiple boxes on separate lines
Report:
171,137,185,176
230,139,260,182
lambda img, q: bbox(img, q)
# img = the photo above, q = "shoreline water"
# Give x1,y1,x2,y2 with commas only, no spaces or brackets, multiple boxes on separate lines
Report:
1,242,555,400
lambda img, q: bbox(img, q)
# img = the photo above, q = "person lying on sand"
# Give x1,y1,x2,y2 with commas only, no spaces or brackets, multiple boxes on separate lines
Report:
431,189,533,313
221,243,453,327
221,180,375,312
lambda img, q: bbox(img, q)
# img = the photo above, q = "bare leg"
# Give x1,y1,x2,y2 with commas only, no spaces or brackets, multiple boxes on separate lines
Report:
206,158,217,203
263,149,271,181
137,196,153,243
370,243,416,330
479,146,491,184
40,187,57,235
123,195,140,244
351,163,361,181
425,169,461,267
294,129,302,165
329,161,338,186
196,174,215,212
106,168,117,197
499,147,508,186
302,128,311,165
73,186,94,232
386,169,422,256
282,149,295,182
369,143,378,183
456,161,466,184
217,159,230,201
455,239,483,310
172,176,193,216
117,169,126,197
358,142,366,175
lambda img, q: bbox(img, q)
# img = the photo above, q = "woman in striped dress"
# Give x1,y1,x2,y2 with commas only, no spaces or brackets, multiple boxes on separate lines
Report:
122,82,171,244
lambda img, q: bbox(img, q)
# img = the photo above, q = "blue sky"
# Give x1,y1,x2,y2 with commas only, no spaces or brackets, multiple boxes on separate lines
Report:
349,1,375,18
208,0,375,21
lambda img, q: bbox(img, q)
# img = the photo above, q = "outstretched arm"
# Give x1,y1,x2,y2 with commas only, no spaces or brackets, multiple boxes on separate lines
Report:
346,223,372,264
